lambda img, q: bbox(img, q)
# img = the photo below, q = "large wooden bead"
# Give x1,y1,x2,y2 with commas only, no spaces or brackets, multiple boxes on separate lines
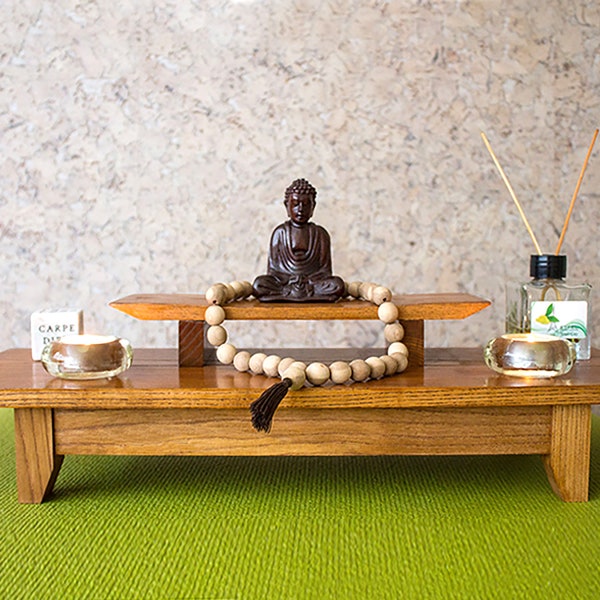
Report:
282,366,306,391
306,362,330,386
205,284,227,305
365,356,386,379
349,359,371,382
289,360,307,372
229,280,245,299
277,357,296,378
206,325,227,346
262,354,282,378
372,286,392,305
358,282,374,301
384,322,404,343
205,305,226,326
379,354,398,376
248,352,268,375
241,281,253,298
216,343,236,365
223,283,236,302
388,341,409,357
378,301,399,323
390,352,408,373
233,350,251,372
347,281,362,298
329,361,352,384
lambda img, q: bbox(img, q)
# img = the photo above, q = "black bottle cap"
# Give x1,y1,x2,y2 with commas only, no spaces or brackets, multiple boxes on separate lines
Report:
530,254,567,279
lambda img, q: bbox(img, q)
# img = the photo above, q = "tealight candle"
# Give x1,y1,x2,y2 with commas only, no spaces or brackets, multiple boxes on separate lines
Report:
484,333,576,378
41,334,133,380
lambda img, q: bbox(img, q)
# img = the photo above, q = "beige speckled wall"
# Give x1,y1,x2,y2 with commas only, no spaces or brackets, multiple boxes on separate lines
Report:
1,0,599,352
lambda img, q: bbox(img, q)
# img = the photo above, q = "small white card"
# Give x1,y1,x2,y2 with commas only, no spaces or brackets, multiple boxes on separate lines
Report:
531,301,588,339
31,309,84,360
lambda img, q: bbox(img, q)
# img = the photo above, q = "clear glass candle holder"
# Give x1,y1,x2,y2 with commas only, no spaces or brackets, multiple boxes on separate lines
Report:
41,334,133,380
484,333,576,378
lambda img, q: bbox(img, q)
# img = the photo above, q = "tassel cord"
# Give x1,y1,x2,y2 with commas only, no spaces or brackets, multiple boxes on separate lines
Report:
250,378,292,433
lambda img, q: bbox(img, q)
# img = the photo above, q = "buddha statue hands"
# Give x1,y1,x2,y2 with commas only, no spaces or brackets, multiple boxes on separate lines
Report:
252,179,345,303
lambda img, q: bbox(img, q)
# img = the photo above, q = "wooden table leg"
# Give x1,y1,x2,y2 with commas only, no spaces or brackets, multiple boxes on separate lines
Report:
178,320,205,367
543,404,592,502
14,408,64,504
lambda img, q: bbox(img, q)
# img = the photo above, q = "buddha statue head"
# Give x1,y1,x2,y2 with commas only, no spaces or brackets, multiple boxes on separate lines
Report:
284,178,317,225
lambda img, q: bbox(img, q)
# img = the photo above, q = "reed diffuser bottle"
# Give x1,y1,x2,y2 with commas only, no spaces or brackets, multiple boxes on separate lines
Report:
506,254,592,359
483,129,598,362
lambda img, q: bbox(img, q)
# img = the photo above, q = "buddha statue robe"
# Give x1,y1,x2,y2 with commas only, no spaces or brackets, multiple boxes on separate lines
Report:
253,220,345,302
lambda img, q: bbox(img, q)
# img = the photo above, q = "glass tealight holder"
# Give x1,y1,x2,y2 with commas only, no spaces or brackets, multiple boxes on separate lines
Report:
484,333,576,378
41,334,133,380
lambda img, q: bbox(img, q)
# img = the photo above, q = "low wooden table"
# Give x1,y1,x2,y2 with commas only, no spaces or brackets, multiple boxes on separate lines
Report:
1,293,597,503
1,346,598,504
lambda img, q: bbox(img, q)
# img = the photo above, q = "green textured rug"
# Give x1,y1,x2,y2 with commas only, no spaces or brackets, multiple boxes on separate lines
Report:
1,409,599,599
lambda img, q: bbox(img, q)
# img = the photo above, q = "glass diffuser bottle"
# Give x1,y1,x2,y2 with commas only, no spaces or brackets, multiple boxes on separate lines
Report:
506,254,591,359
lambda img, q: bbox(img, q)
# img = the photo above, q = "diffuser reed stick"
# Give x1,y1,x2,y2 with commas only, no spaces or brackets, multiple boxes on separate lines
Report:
481,132,543,255
554,128,598,255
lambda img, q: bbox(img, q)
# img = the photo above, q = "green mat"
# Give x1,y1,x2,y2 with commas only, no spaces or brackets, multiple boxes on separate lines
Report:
1,408,599,599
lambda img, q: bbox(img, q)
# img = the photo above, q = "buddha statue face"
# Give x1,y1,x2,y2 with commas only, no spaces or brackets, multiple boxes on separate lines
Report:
285,192,315,225
284,178,317,225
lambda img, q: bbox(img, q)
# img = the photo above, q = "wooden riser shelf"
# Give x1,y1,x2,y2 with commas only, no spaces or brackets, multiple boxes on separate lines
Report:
110,292,491,367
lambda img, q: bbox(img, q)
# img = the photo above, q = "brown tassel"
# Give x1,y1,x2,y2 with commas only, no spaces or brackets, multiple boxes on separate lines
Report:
250,378,292,433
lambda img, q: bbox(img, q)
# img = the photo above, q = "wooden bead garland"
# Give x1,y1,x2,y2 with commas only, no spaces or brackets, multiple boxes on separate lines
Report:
204,279,409,387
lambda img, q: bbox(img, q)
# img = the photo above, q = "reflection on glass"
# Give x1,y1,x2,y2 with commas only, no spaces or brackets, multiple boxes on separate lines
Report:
484,333,576,379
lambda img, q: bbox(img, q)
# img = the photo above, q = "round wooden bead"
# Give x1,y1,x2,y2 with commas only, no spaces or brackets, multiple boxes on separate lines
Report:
390,352,408,373
359,282,374,301
378,301,399,323
205,284,227,305
289,360,307,372
241,281,254,298
348,281,361,298
262,354,282,378
223,283,236,302
216,343,236,365
206,325,227,346
388,341,409,357
379,354,398,376
229,280,245,299
306,362,330,386
282,366,306,391
277,357,296,378
365,356,386,379
205,305,226,326
372,286,392,305
248,352,268,375
329,361,352,384
384,322,405,343
349,358,371,382
233,350,251,372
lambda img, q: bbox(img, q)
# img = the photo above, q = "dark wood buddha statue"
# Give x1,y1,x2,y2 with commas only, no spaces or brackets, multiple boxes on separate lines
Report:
252,179,345,302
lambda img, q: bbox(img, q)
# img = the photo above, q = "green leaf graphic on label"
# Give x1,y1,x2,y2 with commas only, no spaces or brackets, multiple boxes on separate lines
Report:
537,304,559,325
536,303,560,325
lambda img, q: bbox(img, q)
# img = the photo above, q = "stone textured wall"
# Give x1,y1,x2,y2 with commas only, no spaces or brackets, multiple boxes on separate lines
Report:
1,1,599,351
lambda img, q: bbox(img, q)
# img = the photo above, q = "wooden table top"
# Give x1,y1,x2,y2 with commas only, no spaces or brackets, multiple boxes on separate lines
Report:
110,293,491,321
1,348,599,410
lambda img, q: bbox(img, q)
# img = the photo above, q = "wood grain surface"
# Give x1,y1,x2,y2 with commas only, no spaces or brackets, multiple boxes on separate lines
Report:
54,406,552,457
109,293,491,321
2,347,597,502
1,348,600,410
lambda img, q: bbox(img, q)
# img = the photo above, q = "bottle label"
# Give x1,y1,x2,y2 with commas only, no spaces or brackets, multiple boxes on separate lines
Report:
531,301,588,339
